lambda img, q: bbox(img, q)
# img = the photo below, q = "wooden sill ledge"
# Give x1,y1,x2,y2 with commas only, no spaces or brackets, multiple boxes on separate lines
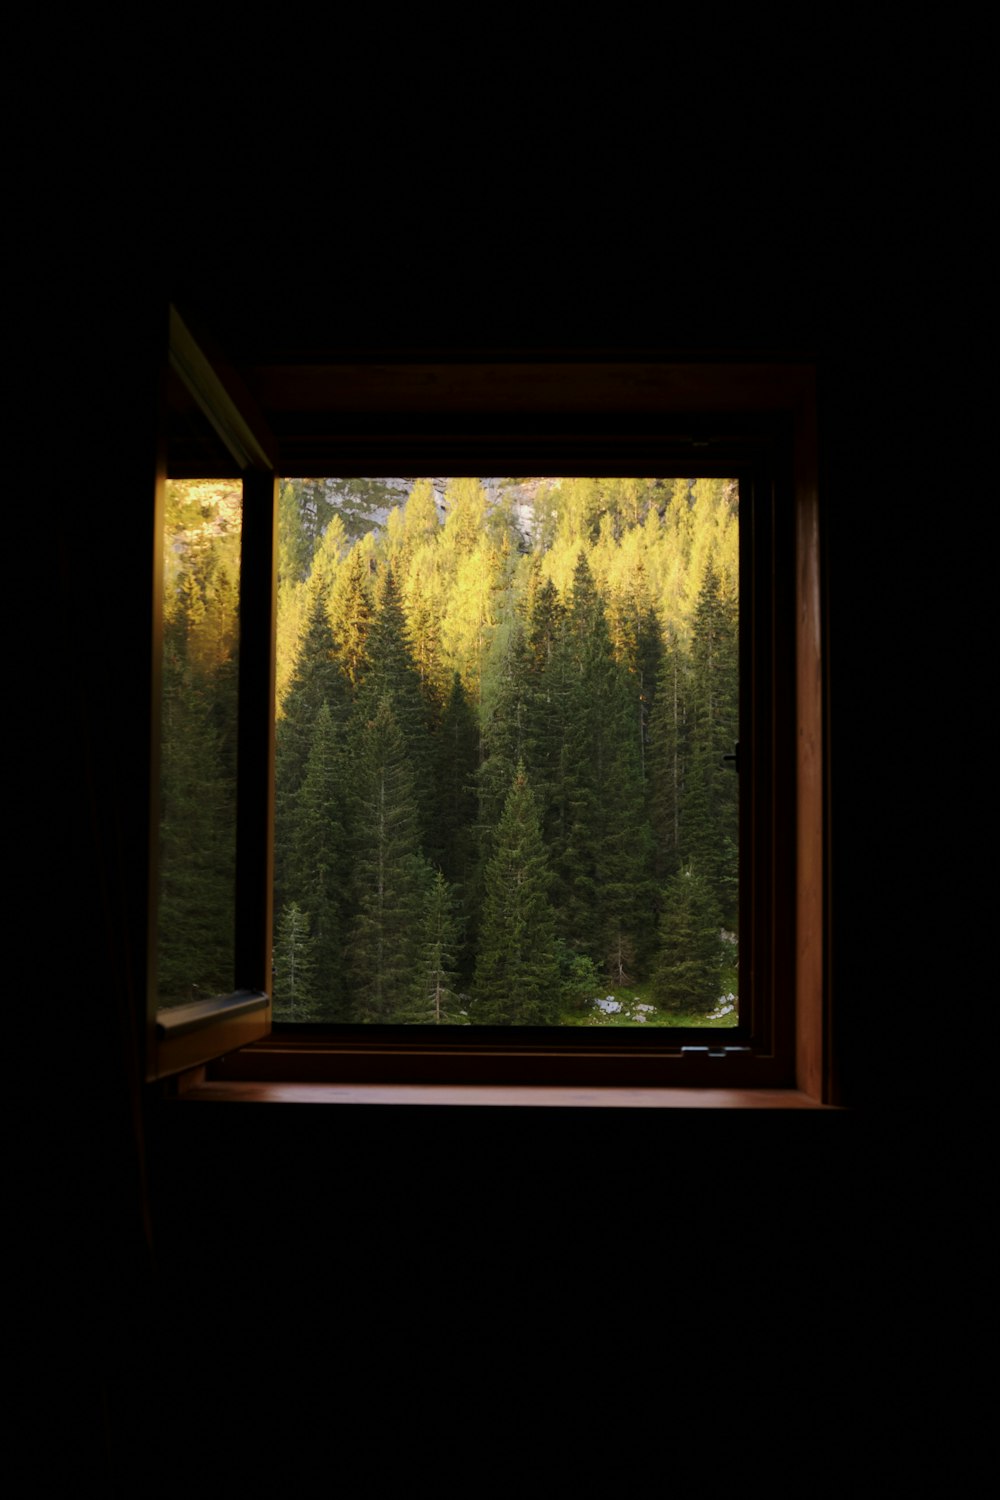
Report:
170,1078,834,1108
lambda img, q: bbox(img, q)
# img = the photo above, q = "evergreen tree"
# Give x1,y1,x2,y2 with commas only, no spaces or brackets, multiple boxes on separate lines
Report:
157,608,236,1003
476,622,532,852
275,572,307,719
380,503,407,573
400,870,465,1024
441,541,505,706
598,475,659,532
517,573,565,838
647,631,691,881
360,562,435,837
470,623,533,974
285,701,348,1017
594,685,655,984
524,576,575,886
652,866,723,1014
272,902,318,1020
473,764,560,1025
329,546,374,691
533,552,650,973
346,696,429,1022
682,560,739,925
526,574,564,675
554,476,602,547
402,477,441,562
403,551,447,707
278,480,312,585
604,541,663,780
441,476,487,556
430,671,480,893
308,510,349,598
273,588,349,917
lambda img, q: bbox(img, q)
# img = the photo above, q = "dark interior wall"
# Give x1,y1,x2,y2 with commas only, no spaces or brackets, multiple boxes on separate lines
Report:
42,269,975,1493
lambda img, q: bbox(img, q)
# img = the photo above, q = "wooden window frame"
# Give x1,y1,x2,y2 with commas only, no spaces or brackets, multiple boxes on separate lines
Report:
153,324,832,1107
147,311,277,1081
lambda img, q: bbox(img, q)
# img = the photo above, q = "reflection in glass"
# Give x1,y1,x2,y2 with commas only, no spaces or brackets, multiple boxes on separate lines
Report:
157,480,242,1007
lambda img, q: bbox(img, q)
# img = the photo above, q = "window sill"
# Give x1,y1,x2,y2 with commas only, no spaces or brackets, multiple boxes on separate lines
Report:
169,1078,835,1108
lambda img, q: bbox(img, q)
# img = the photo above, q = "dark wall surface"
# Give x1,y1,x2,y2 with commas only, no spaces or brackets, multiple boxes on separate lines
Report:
38,252,980,1495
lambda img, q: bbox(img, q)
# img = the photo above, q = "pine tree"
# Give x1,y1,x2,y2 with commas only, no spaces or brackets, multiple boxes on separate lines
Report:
285,701,348,1017
526,574,564,675
682,560,739,926
470,623,534,975
278,480,313,585
543,553,654,979
535,553,627,967
524,575,575,899
473,764,560,1026
604,541,663,779
273,588,349,918
400,870,465,1024
308,510,349,598
441,541,504,706
329,546,374,691
402,477,441,564
403,557,446,706
430,671,480,893
647,631,691,881
360,562,435,837
441,476,487,556
272,902,318,1020
594,671,654,984
652,865,723,1015
157,608,236,1003
554,476,602,548
518,573,565,833
345,696,429,1022
476,623,531,853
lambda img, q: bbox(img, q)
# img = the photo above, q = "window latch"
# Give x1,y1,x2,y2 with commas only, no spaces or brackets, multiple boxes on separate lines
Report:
723,741,741,773
682,1045,753,1060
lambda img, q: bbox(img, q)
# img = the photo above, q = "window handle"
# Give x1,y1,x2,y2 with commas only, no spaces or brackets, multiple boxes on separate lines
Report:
723,741,741,773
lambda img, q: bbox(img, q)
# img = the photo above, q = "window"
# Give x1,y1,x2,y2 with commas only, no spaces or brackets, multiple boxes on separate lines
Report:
153,312,830,1103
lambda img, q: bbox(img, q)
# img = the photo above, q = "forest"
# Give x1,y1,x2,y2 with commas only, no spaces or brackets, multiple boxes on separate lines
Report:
157,475,739,1028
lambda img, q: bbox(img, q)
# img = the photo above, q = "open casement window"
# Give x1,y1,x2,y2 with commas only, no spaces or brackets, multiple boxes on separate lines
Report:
154,314,830,1103
147,308,277,1081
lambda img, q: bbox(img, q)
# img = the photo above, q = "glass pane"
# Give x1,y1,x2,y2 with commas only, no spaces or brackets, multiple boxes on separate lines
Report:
273,477,738,1027
156,479,242,1007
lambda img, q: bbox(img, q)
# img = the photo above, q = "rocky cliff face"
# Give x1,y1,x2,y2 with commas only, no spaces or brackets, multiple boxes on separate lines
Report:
324,476,551,549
